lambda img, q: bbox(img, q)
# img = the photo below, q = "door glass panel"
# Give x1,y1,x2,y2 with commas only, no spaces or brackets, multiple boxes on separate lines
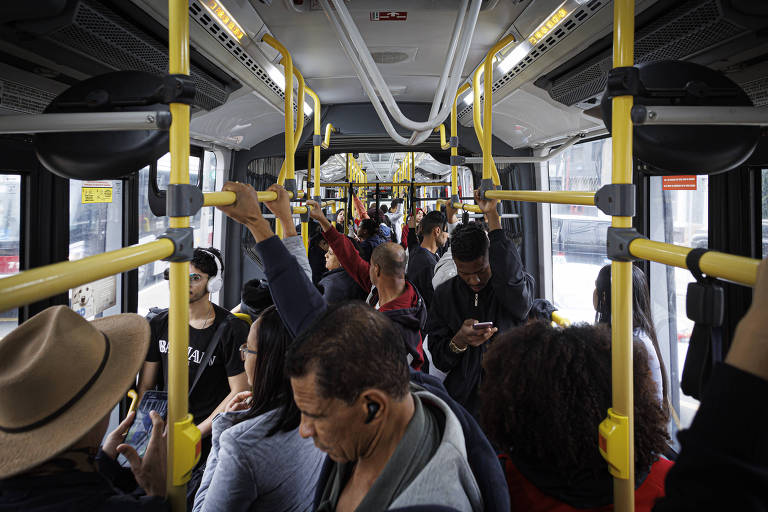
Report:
0,175,21,337
762,169,767,257
138,152,215,315
69,179,123,319
549,138,612,323
649,175,709,430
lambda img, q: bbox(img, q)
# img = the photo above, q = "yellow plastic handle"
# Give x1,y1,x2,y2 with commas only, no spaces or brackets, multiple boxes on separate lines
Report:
172,413,202,486
126,389,139,414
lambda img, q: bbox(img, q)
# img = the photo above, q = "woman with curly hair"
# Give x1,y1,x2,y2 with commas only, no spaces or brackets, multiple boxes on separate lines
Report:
479,322,671,511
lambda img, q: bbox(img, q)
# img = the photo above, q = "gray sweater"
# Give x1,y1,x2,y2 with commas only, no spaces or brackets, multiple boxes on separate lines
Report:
193,408,324,512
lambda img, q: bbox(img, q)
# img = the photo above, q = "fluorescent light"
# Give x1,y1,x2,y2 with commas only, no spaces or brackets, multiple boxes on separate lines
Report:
303,102,313,115
201,1,246,42
268,66,286,90
498,43,530,74
463,94,474,106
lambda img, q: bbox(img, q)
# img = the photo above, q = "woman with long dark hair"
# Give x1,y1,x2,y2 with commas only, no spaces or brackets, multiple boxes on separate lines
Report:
594,264,668,409
193,306,324,512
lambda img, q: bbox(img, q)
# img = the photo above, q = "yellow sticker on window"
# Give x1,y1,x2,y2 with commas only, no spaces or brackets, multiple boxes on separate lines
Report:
81,187,113,204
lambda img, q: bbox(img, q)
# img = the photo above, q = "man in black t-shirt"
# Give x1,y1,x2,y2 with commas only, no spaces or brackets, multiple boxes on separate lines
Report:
137,247,249,457
406,210,449,307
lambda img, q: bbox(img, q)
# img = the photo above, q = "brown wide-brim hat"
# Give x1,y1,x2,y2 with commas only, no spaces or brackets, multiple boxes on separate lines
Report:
0,306,150,478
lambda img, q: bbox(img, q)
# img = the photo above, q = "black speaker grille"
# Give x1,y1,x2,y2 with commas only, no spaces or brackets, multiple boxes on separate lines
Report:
0,79,57,113
549,0,745,106
45,0,230,111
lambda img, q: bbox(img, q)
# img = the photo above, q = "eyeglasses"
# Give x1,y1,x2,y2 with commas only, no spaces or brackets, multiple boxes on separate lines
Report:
239,343,257,361
190,273,203,282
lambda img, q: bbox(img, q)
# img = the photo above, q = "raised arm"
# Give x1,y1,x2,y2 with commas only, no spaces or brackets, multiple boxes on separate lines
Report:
217,183,327,337
475,190,532,323
309,200,372,292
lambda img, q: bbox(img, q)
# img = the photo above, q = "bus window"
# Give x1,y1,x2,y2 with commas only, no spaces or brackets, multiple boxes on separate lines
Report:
137,151,216,315
0,175,21,337
549,138,612,323
69,180,123,320
649,175,709,430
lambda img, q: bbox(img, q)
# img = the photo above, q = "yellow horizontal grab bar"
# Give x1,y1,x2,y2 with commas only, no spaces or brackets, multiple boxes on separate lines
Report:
0,239,175,313
629,238,759,287
484,190,596,206
434,124,450,151
450,202,483,213
551,311,570,327
203,190,301,207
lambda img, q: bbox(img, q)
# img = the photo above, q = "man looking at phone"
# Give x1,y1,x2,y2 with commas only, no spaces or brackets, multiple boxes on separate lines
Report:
137,247,249,484
426,191,533,414
0,306,167,510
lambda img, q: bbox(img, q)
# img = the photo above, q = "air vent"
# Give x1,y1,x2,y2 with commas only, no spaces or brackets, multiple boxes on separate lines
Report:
0,79,57,114
458,0,608,121
369,47,418,64
44,0,230,111
547,0,747,107
189,0,309,122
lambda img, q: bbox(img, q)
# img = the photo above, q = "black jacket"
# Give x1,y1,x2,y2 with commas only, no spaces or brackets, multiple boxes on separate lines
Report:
427,229,533,412
406,246,439,308
254,235,509,510
0,451,166,511
318,267,368,303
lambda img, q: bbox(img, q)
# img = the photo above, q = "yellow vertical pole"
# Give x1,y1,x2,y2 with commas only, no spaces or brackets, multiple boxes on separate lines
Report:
482,35,514,187
167,0,190,508
471,65,499,184
452,83,469,199
305,87,322,199
610,0,635,510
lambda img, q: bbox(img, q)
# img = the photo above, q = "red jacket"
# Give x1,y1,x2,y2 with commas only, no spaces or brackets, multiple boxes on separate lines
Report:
500,454,672,512
322,227,427,369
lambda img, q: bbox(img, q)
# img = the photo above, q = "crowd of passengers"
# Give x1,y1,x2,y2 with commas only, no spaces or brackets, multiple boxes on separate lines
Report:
1,182,767,511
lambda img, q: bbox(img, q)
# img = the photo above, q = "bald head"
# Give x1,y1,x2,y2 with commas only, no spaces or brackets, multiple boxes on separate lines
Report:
370,242,406,277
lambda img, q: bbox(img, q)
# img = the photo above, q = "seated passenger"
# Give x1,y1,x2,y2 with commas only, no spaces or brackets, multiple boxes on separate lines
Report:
357,218,387,262
318,246,368,304
528,298,557,323
234,278,273,323
193,306,324,512
0,306,167,510
479,321,671,511
287,302,483,511
406,211,449,307
594,264,667,408
216,181,510,511
426,191,533,412
307,197,428,370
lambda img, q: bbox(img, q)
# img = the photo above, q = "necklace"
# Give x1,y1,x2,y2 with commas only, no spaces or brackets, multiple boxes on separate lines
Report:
193,301,214,330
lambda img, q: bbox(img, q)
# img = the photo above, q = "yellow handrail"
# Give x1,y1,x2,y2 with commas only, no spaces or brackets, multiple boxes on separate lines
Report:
451,83,470,198
168,1,195,507
305,87,322,198
203,190,299,206
471,65,499,184
0,239,174,313
434,124,450,150
484,189,595,205
630,239,758,287
322,123,335,149
482,34,515,186
551,311,570,327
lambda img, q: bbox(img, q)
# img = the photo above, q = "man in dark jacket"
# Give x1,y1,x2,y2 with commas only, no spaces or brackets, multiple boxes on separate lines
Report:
406,210,449,307
427,191,533,414
215,181,511,512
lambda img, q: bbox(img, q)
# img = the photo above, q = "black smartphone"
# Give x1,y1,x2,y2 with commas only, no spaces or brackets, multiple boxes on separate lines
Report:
118,390,168,467
472,321,494,330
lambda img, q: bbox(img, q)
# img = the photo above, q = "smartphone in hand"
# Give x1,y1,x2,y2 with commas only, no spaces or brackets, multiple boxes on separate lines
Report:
118,390,168,467
472,321,494,330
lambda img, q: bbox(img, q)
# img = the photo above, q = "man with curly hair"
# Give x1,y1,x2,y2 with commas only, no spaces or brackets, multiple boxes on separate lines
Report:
479,322,671,511
426,190,533,413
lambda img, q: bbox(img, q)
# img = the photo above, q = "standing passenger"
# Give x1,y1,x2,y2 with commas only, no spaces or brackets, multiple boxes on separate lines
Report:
406,210,449,307
193,306,324,512
386,198,405,243
427,191,533,413
137,247,249,500
318,246,368,304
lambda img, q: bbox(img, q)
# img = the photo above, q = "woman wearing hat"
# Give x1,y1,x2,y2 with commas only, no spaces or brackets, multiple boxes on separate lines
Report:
0,306,167,510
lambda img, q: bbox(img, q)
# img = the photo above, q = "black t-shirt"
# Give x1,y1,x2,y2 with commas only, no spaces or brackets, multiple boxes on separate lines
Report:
145,304,248,424
406,246,439,307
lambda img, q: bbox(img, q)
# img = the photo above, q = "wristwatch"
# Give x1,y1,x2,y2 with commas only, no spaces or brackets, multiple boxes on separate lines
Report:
449,338,468,354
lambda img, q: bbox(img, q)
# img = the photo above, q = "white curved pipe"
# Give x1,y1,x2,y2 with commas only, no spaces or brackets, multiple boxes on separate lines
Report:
324,0,482,134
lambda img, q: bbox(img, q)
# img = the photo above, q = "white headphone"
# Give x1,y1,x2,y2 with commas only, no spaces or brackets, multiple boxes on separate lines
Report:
199,249,224,294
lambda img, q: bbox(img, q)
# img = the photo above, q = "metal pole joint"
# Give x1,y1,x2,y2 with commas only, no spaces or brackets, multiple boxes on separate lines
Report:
158,228,195,262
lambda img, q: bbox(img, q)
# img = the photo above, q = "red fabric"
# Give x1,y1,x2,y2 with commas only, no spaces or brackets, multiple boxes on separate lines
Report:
323,227,372,293
500,454,673,512
401,224,409,249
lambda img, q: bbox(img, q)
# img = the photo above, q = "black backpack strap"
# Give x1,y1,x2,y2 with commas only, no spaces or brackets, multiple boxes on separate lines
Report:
189,317,230,396
680,248,724,401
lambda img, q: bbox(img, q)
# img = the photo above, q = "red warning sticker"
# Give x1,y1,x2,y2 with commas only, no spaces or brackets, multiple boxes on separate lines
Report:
662,175,697,191
370,11,407,21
